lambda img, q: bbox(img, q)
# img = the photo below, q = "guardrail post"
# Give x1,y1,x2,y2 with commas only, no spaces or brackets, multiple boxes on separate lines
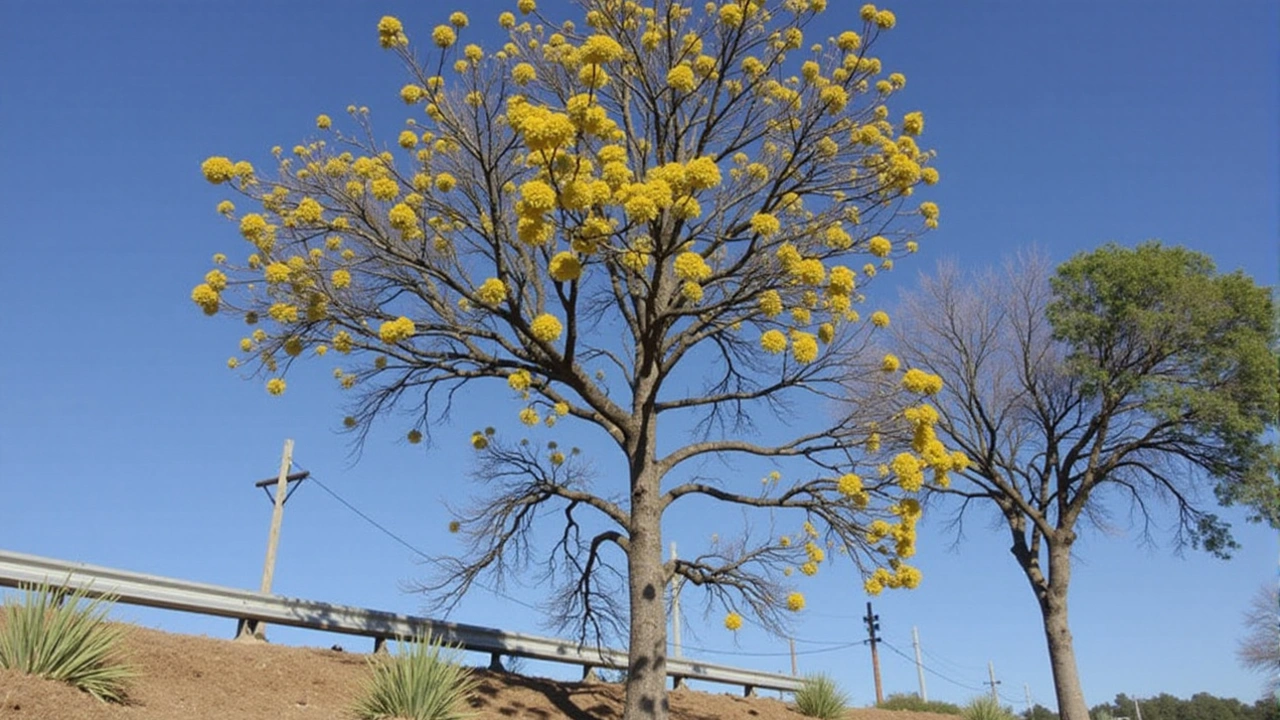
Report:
488,652,505,671
581,665,602,683
743,684,757,698
373,636,389,654
672,676,686,690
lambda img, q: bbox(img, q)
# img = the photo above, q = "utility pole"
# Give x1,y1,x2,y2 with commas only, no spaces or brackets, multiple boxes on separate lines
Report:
669,542,682,658
1024,683,1033,717
237,439,300,640
1134,698,1143,720
669,542,685,690
912,626,927,701
864,601,883,705
789,637,798,677
986,661,1001,703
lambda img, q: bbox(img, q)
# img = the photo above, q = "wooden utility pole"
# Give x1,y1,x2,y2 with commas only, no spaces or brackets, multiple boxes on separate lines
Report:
669,542,682,658
237,439,294,640
864,601,883,705
986,661,1001,702
912,626,927,701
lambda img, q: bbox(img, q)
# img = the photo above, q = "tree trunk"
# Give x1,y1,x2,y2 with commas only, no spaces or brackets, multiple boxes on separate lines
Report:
1040,546,1090,720
623,464,669,720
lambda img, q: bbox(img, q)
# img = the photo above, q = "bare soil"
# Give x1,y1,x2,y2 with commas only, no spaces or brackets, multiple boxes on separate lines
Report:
0,624,957,720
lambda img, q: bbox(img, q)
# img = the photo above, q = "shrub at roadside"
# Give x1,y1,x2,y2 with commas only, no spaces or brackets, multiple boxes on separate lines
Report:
794,673,849,719
963,695,1017,720
0,581,134,702
879,692,963,715
352,634,478,720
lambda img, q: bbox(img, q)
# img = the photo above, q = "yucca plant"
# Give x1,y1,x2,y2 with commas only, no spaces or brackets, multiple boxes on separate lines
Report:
793,673,849,719
0,581,134,702
352,634,479,720
963,695,1016,720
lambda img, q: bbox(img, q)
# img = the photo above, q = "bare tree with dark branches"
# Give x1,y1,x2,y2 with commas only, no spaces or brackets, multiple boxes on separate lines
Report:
1239,583,1280,699
878,244,1279,720
192,2,949,718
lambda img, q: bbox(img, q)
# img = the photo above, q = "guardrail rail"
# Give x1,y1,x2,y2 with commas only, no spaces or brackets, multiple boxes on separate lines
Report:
0,549,801,696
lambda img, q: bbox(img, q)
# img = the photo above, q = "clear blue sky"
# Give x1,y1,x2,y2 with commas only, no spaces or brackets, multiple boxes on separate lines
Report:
0,0,1275,711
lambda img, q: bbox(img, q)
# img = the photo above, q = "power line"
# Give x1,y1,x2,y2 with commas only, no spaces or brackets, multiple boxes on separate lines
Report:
289,460,889,662
920,644,986,675
289,460,542,613
678,640,863,657
880,640,986,692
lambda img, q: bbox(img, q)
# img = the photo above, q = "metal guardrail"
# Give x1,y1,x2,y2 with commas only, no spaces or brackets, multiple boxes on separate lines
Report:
0,549,801,695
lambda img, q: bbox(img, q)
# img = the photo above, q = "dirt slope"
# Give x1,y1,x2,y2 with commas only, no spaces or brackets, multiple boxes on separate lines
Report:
0,624,956,720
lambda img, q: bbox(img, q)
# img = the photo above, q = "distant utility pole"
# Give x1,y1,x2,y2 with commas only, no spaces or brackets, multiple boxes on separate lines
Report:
789,637,798,677
669,542,682,659
1024,683,1032,716
670,542,685,690
237,439,308,640
912,626,927,701
864,601,883,705
986,661,1001,702
1134,698,1143,720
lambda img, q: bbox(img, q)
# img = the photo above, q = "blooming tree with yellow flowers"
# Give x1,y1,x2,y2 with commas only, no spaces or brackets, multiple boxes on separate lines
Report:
194,1,949,717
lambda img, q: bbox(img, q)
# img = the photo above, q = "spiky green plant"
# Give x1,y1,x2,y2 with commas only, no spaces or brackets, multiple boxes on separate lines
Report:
793,673,849,719
0,581,134,702
352,634,479,720
963,695,1016,720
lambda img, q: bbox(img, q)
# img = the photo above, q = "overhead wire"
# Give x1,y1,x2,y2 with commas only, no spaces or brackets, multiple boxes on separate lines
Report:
289,459,542,613
286,458,941,664
880,639,987,692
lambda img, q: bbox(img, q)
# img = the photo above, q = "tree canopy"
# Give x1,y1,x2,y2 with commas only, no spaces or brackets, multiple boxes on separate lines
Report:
881,244,1278,720
192,2,948,718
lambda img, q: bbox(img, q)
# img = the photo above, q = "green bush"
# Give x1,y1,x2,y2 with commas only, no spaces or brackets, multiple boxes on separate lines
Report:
352,634,479,720
963,695,1017,720
878,692,963,715
793,673,849,719
0,581,134,702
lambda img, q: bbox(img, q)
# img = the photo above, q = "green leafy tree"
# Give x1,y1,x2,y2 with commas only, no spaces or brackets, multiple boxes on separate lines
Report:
882,245,1279,720
192,2,946,718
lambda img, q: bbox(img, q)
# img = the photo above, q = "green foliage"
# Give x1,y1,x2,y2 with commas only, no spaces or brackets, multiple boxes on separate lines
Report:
878,692,962,715
962,695,1017,720
1048,241,1280,541
1091,691,1280,720
0,582,134,702
351,634,478,720
793,673,849,719
1022,704,1058,720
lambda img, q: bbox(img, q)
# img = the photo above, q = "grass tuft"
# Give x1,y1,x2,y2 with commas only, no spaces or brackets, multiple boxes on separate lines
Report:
0,581,134,702
963,695,1017,720
793,673,849,719
352,634,479,720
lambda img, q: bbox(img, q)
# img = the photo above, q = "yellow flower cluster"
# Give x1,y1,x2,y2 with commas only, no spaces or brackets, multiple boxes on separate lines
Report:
673,251,712,282
377,16,408,48
549,252,583,282
760,329,787,354
901,368,943,395
508,369,533,392
476,278,507,305
530,313,563,342
864,561,922,595
724,612,743,631
786,592,805,612
378,316,416,344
